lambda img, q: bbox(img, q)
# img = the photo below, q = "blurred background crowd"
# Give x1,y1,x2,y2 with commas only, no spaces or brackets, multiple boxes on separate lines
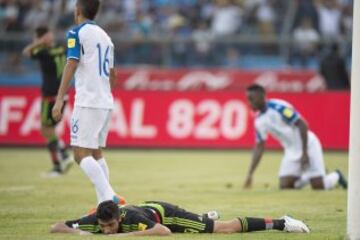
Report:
0,0,353,88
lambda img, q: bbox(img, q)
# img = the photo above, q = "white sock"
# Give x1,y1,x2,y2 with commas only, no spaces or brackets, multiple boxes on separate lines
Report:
58,139,65,149
294,175,310,189
97,158,109,181
323,172,340,190
79,156,115,203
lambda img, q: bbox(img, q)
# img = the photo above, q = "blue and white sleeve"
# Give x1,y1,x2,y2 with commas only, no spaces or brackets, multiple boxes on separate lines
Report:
66,29,81,61
280,107,300,125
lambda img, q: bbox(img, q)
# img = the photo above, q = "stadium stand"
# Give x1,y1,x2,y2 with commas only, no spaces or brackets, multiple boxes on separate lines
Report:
0,0,353,87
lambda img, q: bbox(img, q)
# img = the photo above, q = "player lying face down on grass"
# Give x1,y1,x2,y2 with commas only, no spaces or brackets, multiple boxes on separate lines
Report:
50,200,310,236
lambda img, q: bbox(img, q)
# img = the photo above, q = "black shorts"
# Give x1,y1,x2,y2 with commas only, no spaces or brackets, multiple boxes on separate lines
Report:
41,97,66,127
142,201,214,233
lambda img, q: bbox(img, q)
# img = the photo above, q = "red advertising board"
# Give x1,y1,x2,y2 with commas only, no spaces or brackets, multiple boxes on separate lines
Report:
0,87,349,150
116,68,326,92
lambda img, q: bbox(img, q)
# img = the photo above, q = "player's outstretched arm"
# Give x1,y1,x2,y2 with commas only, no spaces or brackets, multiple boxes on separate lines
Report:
22,41,40,57
244,141,265,189
22,32,52,57
22,39,44,57
295,118,309,169
109,223,171,237
50,222,92,235
52,59,78,122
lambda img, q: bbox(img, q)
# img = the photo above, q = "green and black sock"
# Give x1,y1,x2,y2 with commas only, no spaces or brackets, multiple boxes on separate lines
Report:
238,217,285,232
47,136,60,169
57,139,69,160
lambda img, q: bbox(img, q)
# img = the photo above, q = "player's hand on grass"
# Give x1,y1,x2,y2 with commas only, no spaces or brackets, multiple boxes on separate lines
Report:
52,100,64,122
243,175,253,189
300,153,310,170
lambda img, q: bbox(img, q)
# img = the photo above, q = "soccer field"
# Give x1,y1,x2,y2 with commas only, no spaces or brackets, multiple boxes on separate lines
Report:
0,148,347,240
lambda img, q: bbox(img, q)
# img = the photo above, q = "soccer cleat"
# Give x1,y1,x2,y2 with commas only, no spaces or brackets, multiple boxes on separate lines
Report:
87,194,127,215
42,167,62,178
335,169,348,189
87,207,97,215
283,216,310,233
60,155,74,173
113,194,127,205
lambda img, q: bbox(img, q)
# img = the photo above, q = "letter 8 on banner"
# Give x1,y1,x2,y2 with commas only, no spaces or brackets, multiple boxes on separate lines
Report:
167,99,248,140
167,99,194,139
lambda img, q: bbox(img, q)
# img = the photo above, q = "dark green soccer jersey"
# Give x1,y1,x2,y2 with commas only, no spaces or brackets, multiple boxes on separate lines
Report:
65,204,157,233
30,45,66,97
65,201,214,234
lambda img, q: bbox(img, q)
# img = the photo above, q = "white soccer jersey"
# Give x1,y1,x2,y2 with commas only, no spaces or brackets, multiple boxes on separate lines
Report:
254,99,314,156
67,21,114,109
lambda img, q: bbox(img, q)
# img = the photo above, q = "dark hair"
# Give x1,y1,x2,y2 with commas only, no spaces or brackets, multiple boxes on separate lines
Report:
35,26,49,38
77,0,100,20
246,84,266,94
96,201,120,221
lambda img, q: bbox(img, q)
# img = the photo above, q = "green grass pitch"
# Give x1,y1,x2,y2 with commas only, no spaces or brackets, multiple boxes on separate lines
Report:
0,148,347,240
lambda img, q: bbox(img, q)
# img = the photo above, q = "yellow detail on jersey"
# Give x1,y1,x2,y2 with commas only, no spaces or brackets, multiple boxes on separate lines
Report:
68,38,76,48
138,223,147,231
50,47,64,55
283,108,294,118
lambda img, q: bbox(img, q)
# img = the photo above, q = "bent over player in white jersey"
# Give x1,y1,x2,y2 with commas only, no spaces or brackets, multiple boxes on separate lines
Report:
52,0,125,205
243,84,347,190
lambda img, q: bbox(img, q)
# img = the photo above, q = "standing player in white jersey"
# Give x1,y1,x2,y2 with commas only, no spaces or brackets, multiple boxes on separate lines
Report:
243,84,347,190
52,0,125,205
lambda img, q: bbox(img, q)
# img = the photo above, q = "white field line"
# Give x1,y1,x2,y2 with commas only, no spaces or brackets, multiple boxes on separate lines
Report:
0,185,34,192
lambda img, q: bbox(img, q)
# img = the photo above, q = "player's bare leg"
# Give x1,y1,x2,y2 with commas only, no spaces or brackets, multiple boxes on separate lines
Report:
73,147,93,163
280,176,299,189
92,149,103,161
213,219,241,233
309,176,325,189
41,125,55,139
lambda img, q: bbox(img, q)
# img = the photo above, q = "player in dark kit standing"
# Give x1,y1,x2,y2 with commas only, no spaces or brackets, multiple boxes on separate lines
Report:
22,26,73,177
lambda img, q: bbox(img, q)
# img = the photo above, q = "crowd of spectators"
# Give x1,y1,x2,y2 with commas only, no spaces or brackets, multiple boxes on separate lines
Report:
290,0,353,68
0,0,288,37
0,0,353,70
